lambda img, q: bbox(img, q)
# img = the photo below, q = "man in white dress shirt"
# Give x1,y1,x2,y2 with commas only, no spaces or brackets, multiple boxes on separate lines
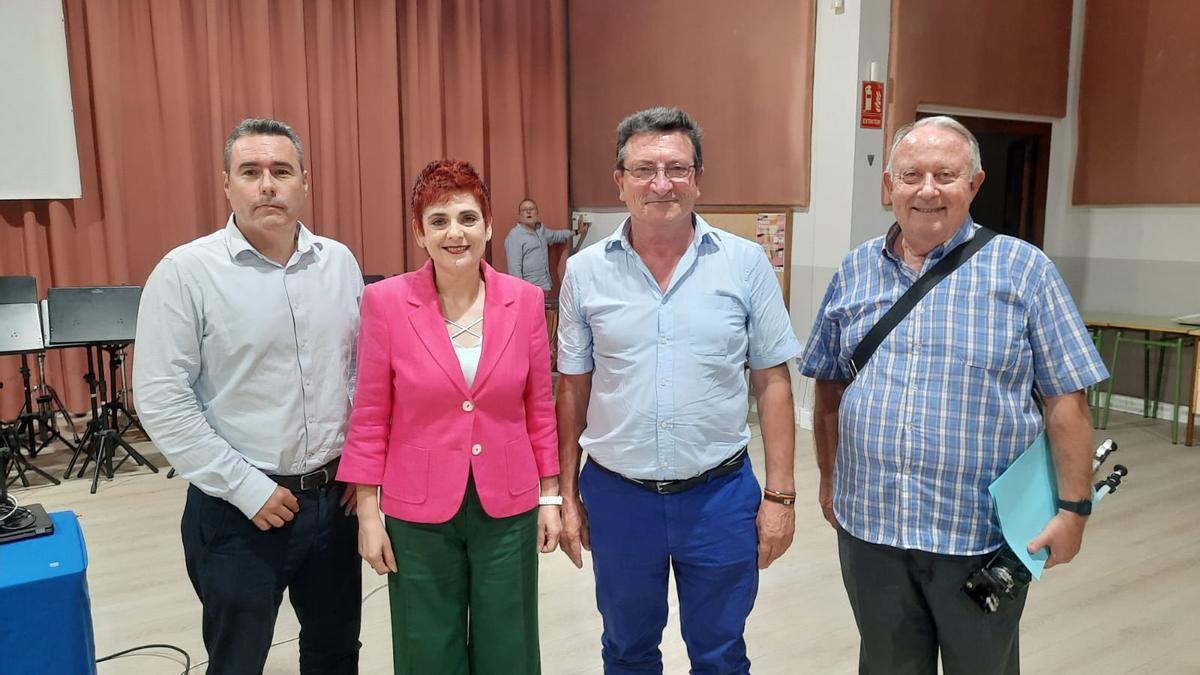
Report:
134,118,364,674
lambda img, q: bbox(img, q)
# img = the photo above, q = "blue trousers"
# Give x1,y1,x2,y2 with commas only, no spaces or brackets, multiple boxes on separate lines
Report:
181,483,362,674
580,459,761,675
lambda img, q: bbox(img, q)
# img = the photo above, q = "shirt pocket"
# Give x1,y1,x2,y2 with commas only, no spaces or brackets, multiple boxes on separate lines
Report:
689,294,743,357
950,305,1025,374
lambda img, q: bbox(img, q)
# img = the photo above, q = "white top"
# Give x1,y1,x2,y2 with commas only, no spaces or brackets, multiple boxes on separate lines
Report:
452,342,483,388
133,216,363,518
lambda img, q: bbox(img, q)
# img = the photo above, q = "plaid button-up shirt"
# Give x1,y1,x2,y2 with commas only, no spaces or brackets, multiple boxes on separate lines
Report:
799,218,1107,555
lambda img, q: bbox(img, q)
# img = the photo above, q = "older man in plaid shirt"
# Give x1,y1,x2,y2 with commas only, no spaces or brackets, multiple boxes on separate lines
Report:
800,116,1107,675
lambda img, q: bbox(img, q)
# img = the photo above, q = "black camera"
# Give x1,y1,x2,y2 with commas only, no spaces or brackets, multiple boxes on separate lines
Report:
962,545,1032,613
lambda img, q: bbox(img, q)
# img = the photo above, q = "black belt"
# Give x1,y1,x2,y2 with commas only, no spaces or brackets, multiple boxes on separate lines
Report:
589,447,747,495
268,458,340,492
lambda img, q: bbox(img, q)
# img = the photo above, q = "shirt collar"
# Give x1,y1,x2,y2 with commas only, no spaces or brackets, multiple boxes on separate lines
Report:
603,212,723,255
881,215,977,266
223,214,322,266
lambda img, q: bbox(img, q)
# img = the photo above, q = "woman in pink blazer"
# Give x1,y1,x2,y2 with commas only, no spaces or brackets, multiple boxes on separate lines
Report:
337,159,560,674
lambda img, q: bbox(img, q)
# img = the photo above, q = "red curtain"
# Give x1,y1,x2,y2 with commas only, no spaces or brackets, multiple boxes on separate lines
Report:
0,0,568,415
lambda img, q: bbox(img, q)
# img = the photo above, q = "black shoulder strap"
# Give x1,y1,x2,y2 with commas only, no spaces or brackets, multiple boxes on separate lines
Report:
847,227,997,379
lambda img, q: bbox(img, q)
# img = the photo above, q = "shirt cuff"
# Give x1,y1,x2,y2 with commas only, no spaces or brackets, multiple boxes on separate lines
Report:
556,355,594,375
226,469,280,520
748,346,801,371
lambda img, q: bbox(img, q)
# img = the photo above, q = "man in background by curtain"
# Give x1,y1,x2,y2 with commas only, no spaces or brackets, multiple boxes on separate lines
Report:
134,118,364,674
504,198,588,292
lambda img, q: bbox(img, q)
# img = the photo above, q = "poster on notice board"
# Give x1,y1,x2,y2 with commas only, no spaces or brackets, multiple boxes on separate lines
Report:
756,213,786,272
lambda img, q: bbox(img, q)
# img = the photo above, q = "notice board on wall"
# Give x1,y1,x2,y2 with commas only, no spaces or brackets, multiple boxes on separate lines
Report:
698,208,792,306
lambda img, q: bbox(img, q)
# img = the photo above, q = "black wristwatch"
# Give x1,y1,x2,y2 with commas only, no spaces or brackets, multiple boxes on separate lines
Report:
1057,498,1093,516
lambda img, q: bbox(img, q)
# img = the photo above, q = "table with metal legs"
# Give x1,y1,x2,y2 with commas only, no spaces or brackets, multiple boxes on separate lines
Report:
1083,312,1198,446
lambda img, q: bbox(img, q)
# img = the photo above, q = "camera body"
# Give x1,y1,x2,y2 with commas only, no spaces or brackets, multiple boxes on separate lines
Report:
962,545,1032,613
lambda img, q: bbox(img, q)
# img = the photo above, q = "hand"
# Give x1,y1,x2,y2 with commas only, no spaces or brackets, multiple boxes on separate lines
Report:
1027,511,1088,570
251,485,300,531
756,498,796,569
575,214,590,236
358,514,398,575
818,478,838,530
339,482,358,515
559,493,591,569
537,505,562,553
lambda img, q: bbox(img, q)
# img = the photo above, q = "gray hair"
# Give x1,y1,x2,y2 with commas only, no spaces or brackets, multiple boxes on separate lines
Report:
615,106,703,171
223,118,305,172
886,115,981,178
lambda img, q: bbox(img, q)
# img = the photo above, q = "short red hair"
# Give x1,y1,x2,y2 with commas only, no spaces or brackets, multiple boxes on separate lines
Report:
410,159,493,233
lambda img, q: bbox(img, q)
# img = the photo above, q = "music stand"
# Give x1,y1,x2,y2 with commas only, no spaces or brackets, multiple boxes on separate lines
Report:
47,286,158,493
30,298,81,454
0,276,62,489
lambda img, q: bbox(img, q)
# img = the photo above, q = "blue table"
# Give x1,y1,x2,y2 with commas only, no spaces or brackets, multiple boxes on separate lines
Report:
0,510,96,675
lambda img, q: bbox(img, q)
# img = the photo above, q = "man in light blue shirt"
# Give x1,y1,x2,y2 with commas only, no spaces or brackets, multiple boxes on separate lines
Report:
556,107,801,674
800,116,1106,674
134,118,363,674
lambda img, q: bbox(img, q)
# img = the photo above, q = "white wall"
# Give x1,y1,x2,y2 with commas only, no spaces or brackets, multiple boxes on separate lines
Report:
790,0,894,427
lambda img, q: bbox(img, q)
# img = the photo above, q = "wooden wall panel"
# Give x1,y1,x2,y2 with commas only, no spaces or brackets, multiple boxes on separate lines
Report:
567,0,816,207
1075,0,1200,205
887,0,1072,148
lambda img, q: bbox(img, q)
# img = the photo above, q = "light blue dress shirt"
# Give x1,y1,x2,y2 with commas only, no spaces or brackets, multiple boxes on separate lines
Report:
134,217,363,518
557,215,801,480
799,219,1108,555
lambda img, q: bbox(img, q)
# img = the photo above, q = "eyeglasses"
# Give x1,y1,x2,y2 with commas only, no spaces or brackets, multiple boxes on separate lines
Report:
893,169,965,187
622,164,695,182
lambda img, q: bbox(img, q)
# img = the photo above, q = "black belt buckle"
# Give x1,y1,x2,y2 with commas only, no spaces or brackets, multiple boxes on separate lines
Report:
299,467,329,491
654,480,676,495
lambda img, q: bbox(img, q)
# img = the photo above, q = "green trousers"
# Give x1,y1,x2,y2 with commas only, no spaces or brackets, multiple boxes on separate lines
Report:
385,479,540,675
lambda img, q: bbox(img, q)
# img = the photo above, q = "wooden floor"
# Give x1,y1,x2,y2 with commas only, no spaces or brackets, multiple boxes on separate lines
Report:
8,409,1200,674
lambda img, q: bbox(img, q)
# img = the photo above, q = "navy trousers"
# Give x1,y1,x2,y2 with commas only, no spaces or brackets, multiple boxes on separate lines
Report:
580,459,761,675
181,482,362,674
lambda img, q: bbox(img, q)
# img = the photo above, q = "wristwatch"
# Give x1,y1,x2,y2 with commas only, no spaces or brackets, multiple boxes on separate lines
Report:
1056,498,1092,516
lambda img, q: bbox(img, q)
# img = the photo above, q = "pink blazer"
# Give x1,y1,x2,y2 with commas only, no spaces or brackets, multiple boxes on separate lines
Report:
337,260,559,523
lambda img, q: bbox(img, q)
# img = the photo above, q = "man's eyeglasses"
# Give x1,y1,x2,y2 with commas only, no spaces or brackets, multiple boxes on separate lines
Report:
622,164,696,182
893,169,965,187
